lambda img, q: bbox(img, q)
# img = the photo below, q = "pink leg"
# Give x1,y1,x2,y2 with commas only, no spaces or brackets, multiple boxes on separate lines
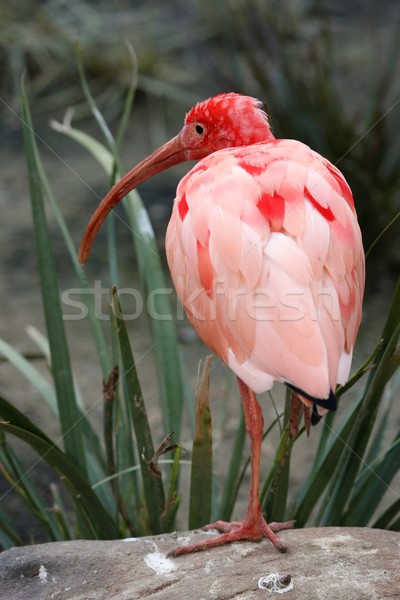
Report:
170,378,294,557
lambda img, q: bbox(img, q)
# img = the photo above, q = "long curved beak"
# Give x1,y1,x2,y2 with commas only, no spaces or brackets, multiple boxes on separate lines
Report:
78,134,190,264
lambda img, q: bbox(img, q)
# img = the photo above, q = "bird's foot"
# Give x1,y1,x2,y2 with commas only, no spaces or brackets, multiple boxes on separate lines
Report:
169,516,294,557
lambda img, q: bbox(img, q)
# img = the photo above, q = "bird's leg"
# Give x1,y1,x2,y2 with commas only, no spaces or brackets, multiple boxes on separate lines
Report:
170,378,294,557
232,377,266,530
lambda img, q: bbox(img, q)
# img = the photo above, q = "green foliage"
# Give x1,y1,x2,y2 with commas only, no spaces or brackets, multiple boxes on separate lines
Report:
21,77,87,476
193,1,400,267
189,356,213,529
111,287,166,534
2,2,399,275
0,0,197,119
0,60,184,547
0,51,399,550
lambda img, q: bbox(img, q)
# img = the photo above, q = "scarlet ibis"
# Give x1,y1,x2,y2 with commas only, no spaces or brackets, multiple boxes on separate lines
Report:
79,93,365,555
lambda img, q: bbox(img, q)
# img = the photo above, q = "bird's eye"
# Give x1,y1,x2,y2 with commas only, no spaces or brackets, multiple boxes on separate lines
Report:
195,124,204,135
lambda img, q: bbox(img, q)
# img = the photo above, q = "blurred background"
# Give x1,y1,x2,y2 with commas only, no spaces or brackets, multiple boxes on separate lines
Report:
2,0,399,280
0,0,399,544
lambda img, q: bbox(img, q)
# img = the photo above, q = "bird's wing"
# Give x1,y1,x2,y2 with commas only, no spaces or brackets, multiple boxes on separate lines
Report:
166,139,364,401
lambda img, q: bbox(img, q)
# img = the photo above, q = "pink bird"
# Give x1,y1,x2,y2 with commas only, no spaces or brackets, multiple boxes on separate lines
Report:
79,93,365,555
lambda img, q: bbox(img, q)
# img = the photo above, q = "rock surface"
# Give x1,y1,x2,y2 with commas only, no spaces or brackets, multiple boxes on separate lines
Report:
0,527,399,600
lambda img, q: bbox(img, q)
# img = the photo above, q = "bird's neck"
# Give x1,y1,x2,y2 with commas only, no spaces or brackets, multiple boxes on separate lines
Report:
234,118,275,147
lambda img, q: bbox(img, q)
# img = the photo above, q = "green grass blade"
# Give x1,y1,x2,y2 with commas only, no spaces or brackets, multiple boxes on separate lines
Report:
0,504,24,549
319,280,400,525
28,324,108,493
310,408,337,473
343,432,400,526
52,120,186,437
34,145,111,377
103,365,118,480
386,515,400,531
0,395,117,539
26,326,85,413
124,191,185,437
161,445,182,532
335,339,384,399
312,342,382,474
50,508,72,541
263,431,293,522
352,396,395,497
50,119,115,173
218,408,246,521
107,212,120,286
66,50,185,437
261,390,295,521
25,325,109,491
50,483,73,540
0,432,61,541
294,397,363,527
108,305,141,519
21,79,87,474
0,336,57,415
326,344,399,526
115,42,138,150
189,356,213,529
104,44,138,286
75,42,115,151
76,41,137,290
373,498,400,530
261,432,295,520
111,287,165,534
115,393,141,519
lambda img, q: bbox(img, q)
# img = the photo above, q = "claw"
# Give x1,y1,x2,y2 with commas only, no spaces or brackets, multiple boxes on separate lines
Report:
169,516,294,557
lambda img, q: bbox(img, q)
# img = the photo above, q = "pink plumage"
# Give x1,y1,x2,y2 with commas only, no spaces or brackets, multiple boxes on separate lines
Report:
166,132,364,412
79,93,365,555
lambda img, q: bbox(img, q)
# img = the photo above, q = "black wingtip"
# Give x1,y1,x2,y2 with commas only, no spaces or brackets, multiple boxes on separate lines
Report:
311,404,322,425
286,383,337,425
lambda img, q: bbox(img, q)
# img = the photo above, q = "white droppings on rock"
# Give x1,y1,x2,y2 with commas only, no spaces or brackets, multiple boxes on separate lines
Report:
38,565,48,583
311,534,353,551
203,528,220,536
258,574,294,593
232,542,255,557
144,552,176,575
209,578,221,598
204,556,233,574
123,537,139,542
176,535,192,546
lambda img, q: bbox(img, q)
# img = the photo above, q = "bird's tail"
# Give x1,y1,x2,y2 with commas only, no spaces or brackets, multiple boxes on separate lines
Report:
285,383,337,425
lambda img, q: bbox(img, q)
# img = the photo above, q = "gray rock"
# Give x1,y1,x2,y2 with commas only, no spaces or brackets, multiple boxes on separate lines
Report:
1,527,399,600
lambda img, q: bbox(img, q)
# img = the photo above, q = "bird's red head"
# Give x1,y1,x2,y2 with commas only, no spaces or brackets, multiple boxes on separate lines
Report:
180,93,274,158
78,93,274,263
